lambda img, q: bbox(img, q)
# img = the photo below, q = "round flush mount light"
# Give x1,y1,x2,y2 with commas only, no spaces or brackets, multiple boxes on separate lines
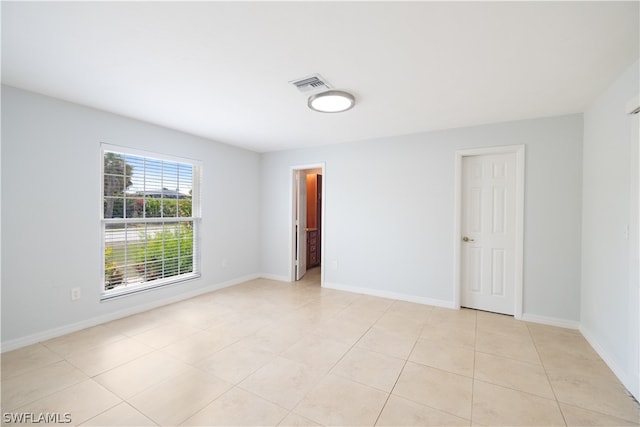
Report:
308,90,355,113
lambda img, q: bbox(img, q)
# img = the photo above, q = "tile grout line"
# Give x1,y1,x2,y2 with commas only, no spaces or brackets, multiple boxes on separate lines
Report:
525,322,568,427
470,309,477,427
371,322,423,427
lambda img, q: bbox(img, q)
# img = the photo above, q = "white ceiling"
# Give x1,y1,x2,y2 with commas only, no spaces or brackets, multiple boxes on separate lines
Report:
2,2,638,153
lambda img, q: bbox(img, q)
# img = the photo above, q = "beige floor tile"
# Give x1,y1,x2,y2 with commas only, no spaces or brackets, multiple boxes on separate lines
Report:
196,342,275,384
277,412,321,426
221,300,281,321
377,395,470,426
393,361,473,420
385,300,432,321
348,294,395,313
331,346,405,392
527,322,583,344
239,356,325,409
279,305,342,328
93,352,191,399
537,334,617,381
153,299,239,330
131,321,201,349
269,315,330,337
15,379,121,426
541,351,617,380
282,334,350,372
4,278,638,427
1,360,88,411
410,338,474,377
160,330,238,365
235,324,305,355
560,402,640,426
374,312,426,338
476,311,531,338
43,326,127,357
102,312,169,337
356,326,418,359
1,344,62,380
534,330,602,359
79,402,157,426
474,351,555,399
294,374,388,426
197,301,244,323
181,387,288,426
549,372,640,423
207,315,272,342
301,296,356,315
472,380,565,426
128,367,231,426
420,322,476,348
313,316,372,346
65,338,154,377
428,307,477,326
316,289,361,307
475,329,541,364
337,305,386,325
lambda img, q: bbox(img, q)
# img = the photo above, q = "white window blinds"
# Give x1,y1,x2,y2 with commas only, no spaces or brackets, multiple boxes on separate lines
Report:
101,145,201,299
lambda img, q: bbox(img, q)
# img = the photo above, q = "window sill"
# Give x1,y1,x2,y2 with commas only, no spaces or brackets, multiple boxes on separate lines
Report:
100,272,201,301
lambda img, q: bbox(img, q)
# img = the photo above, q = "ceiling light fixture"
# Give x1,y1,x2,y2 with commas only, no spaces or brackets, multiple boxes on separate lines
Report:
308,90,355,113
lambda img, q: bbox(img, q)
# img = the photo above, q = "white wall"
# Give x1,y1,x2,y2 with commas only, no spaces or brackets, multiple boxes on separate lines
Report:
260,114,584,324
1,85,261,348
581,60,640,398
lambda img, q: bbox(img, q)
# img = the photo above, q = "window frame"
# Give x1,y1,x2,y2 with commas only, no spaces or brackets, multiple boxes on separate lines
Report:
100,143,202,301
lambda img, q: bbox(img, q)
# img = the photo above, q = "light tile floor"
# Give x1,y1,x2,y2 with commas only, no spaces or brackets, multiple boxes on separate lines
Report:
2,268,639,426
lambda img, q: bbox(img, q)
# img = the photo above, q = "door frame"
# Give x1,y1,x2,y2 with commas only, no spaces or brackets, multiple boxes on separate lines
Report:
628,94,640,399
453,145,525,318
289,162,326,284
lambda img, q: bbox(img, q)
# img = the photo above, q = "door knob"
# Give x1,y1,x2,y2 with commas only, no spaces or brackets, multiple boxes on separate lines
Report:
462,236,474,242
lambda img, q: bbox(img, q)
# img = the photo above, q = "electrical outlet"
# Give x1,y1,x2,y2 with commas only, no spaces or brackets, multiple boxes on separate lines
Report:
71,287,81,301
221,258,228,269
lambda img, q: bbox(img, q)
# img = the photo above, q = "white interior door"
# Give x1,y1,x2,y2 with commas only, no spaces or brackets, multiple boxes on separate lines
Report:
461,153,516,314
296,171,307,280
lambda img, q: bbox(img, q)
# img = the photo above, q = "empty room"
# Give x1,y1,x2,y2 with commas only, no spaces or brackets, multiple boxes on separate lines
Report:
1,1,639,426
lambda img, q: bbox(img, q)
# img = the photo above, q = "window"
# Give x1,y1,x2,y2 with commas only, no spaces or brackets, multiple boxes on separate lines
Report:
101,144,201,299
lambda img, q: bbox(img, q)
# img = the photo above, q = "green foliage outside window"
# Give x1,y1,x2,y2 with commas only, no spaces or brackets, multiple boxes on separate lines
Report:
133,224,194,281
104,247,124,290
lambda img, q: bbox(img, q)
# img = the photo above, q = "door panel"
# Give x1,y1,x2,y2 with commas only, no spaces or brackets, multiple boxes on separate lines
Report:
468,247,482,293
461,153,516,314
491,249,506,296
493,188,506,233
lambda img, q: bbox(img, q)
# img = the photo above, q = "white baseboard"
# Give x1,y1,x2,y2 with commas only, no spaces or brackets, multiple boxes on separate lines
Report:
323,282,456,309
1,273,260,353
258,273,290,282
580,325,640,400
520,313,580,329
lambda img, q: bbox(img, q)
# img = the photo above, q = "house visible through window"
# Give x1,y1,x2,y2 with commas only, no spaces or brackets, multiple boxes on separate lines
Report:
101,144,201,299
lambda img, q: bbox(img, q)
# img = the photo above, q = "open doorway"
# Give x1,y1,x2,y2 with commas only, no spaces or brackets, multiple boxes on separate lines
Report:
290,164,325,286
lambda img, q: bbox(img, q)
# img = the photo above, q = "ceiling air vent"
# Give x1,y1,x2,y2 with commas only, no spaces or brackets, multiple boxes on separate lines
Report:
290,74,331,93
